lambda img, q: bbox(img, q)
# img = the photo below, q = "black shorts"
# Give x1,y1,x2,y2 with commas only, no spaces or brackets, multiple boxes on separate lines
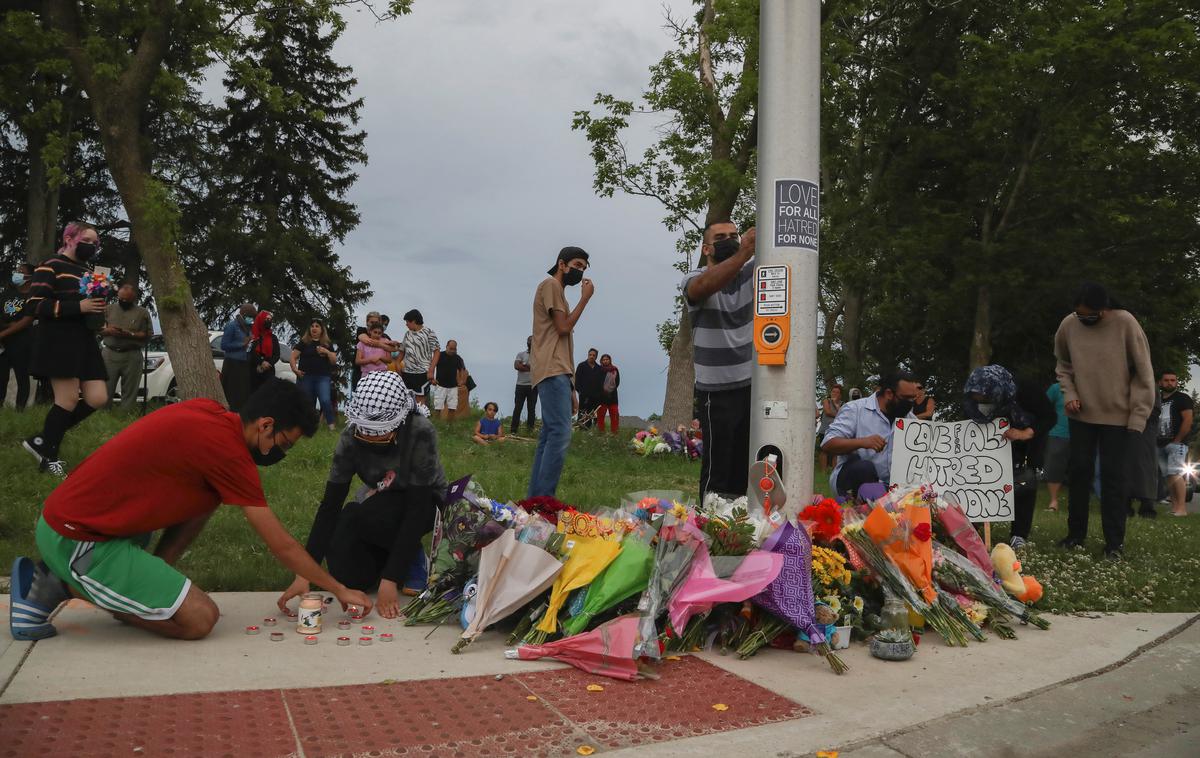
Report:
401,372,428,393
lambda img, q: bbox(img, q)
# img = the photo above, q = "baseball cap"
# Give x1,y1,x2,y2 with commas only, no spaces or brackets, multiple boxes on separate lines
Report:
547,246,589,276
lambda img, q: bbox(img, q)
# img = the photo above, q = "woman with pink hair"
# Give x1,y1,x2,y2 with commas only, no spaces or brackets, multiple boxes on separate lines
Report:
22,222,109,478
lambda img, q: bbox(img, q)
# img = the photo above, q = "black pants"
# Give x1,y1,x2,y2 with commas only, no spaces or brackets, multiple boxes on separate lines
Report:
834,458,880,497
1012,487,1036,540
325,488,436,591
1066,419,1129,550
511,383,537,433
697,385,751,503
220,358,252,412
0,346,32,409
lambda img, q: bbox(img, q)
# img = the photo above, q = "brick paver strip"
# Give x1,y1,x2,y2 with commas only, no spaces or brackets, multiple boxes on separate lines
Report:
0,656,810,757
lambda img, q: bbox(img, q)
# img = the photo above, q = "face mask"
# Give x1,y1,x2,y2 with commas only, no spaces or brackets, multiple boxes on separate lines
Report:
886,396,915,420
250,432,287,466
711,237,740,263
74,241,98,262
244,316,254,326
1077,314,1101,326
976,403,995,418
11,273,27,286
118,300,133,310
563,268,584,286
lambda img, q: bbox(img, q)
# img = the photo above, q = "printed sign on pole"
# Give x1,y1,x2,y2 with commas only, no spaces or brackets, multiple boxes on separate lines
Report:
889,418,1015,523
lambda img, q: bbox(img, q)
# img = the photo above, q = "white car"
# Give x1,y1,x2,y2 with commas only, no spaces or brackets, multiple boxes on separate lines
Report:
127,330,296,403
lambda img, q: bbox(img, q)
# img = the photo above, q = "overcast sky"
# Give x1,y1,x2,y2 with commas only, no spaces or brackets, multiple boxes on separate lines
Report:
326,0,696,417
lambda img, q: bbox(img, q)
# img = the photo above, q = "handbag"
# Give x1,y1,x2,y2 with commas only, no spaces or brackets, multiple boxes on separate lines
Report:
1012,465,1038,497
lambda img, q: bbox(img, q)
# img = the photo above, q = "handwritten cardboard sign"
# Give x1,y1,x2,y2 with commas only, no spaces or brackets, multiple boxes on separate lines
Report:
889,418,1014,522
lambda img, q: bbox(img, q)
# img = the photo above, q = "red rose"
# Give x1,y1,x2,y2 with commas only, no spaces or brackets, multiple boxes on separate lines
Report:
913,522,932,542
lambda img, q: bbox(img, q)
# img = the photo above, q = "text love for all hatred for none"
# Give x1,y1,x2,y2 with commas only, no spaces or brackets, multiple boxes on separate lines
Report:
889,418,1016,522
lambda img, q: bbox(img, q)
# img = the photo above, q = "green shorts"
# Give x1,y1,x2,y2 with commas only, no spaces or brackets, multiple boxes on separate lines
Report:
36,516,191,621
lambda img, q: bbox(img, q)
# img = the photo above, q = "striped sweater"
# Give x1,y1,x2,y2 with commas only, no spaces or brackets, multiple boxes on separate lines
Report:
26,255,89,320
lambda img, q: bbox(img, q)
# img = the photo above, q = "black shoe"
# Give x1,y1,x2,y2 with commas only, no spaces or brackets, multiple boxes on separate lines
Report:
22,436,48,467
1138,508,1157,519
1103,546,1124,561
1057,536,1085,550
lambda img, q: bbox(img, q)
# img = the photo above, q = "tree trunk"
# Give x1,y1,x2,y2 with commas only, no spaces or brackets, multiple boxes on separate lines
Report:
842,287,864,387
969,283,991,369
660,313,695,429
99,114,226,403
24,126,60,263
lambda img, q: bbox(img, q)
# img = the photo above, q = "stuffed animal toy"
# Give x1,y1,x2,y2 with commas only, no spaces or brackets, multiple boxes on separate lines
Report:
793,602,840,652
991,543,1043,603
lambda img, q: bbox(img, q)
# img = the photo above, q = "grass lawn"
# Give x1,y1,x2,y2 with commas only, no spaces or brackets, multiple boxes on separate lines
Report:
2,407,1198,614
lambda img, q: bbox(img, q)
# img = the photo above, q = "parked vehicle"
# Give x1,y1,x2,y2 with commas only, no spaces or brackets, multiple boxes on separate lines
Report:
122,331,296,403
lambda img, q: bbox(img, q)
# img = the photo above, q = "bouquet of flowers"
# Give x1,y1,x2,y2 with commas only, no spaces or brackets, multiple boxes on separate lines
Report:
841,514,981,647
403,495,505,620
79,270,113,330
932,542,1050,630
560,523,656,637
515,496,570,526
79,270,114,299
633,513,704,659
752,521,848,674
526,513,622,643
799,498,844,545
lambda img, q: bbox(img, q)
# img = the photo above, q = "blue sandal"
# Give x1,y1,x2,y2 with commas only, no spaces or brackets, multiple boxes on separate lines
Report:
9,557,59,641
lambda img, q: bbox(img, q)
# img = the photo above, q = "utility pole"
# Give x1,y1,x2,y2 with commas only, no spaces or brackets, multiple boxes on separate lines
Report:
748,0,821,513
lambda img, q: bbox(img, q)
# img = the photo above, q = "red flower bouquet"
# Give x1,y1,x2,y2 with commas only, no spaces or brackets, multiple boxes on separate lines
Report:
800,498,844,544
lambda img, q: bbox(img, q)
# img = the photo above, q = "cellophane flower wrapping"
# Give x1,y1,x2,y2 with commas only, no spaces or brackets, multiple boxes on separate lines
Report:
752,521,825,645
512,614,645,682
666,545,783,636
934,499,995,577
561,525,655,637
634,513,703,658
533,513,622,636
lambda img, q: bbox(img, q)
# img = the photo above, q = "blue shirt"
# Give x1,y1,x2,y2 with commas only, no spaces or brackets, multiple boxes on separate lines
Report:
1046,383,1069,438
221,319,250,361
823,395,902,492
479,416,501,436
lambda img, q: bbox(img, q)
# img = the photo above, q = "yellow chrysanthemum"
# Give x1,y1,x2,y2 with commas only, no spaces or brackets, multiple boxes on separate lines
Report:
670,503,689,520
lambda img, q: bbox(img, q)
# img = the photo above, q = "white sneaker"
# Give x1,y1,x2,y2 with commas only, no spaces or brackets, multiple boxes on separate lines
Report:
1009,536,1028,550
44,459,68,480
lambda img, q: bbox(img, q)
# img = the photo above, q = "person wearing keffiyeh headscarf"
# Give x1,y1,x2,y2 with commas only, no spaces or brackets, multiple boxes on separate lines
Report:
962,365,1057,550
277,371,447,619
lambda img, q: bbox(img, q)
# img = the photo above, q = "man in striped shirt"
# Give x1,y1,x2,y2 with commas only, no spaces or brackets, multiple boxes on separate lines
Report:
681,221,757,503
398,308,440,406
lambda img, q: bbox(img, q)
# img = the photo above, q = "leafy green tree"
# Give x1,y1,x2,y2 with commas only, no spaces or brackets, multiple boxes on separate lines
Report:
574,0,759,427
33,0,410,401
193,1,371,352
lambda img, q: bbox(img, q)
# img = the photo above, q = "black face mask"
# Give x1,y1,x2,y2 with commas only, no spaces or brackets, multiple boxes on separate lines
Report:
563,268,584,286
886,396,915,420
710,237,740,264
74,242,98,262
118,300,133,310
250,432,287,466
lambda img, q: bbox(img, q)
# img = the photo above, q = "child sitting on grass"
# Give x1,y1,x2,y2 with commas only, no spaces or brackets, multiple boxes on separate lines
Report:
473,402,505,445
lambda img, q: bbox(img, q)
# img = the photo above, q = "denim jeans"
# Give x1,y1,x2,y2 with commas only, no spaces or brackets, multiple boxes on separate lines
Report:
527,374,573,498
297,374,334,425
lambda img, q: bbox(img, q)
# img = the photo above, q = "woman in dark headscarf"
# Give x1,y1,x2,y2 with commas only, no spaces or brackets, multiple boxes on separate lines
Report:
963,365,1057,550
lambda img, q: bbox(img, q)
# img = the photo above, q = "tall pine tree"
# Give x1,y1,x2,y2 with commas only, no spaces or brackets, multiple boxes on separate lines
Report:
199,1,370,350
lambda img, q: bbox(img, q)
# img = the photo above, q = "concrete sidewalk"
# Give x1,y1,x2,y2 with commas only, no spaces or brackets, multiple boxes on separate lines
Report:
1,593,1196,756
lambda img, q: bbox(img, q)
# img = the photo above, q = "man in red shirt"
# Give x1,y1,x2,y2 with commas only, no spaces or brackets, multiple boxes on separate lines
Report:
10,379,373,640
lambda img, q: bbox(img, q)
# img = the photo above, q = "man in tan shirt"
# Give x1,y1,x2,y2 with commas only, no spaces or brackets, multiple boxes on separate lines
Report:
527,246,594,498
1054,282,1155,559
101,283,152,413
